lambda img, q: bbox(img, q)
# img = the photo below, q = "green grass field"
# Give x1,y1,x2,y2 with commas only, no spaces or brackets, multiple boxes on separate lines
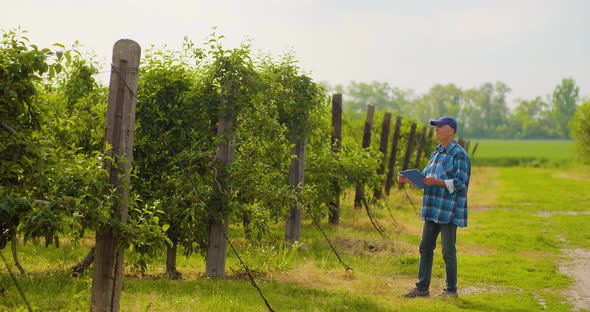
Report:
470,140,576,167
1,141,589,311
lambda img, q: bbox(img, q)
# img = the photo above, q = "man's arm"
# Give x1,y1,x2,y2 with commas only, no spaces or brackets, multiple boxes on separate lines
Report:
423,176,446,188
450,152,471,192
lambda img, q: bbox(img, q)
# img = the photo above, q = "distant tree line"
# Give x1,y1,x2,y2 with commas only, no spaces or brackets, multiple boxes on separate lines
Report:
328,79,585,140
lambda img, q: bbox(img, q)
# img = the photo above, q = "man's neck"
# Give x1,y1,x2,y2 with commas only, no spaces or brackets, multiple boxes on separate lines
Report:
440,138,454,147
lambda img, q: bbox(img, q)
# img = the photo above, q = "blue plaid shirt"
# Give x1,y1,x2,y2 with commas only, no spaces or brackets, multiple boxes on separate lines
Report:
421,140,471,227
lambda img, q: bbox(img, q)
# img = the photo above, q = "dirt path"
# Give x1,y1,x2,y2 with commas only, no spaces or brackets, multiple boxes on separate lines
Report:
559,249,590,311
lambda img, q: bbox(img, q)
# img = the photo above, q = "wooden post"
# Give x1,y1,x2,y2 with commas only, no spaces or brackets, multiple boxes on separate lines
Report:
374,112,391,200
399,122,417,189
91,39,140,312
465,141,471,155
354,105,374,208
424,127,434,160
328,94,342,224
206,87,237,277
385,116,402,195
285,132,307,241
414,126,427,169
471,142,479,157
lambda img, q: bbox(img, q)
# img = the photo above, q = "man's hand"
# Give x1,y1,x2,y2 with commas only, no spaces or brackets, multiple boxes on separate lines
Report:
423,176,444,187
397,173,410,184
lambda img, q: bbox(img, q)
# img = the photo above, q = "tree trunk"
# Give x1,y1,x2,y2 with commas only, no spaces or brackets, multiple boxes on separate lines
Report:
44,233,52,248
243,212,252,240
0,121,16,135
72,247,95,276
11,234,25,274
166,240,181,279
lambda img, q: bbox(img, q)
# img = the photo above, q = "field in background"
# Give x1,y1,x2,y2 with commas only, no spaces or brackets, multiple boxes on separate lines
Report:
470,140,576,167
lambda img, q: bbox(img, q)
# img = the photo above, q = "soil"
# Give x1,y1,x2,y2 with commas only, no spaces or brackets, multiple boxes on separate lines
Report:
559,248,590,311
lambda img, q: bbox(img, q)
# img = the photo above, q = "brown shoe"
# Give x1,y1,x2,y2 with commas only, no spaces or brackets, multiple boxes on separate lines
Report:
438,289,458,298
405,288,430,298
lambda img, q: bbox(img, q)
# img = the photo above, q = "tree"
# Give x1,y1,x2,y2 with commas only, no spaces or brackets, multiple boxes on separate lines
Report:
1,28,53,197
0,28,65,266
511,97,556,139
0,28,50,134
134,43,211,278
462,82,511,138
257,55,326,242
571,101,590,164
344,81,393,113
417,83,462,123
552,78,579,139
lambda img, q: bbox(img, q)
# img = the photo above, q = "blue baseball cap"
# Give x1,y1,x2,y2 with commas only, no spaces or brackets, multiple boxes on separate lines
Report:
429,116,457,133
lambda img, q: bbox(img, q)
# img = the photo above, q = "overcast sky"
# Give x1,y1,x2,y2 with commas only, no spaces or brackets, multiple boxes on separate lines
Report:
3,0,589,106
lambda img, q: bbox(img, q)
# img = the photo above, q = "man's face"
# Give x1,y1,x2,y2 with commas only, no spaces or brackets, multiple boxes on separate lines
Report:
434,124,454,143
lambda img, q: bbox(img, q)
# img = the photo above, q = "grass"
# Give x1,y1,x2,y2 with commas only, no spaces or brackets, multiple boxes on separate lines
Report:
1,143,589,311
470,140,576,167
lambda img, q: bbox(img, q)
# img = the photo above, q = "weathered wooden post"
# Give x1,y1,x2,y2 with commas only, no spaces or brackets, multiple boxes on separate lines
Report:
414,126,427,169
285,130,307,241
471,142,479,157
374,112,391,200
424,127,434,160
385,116,402,195
206,83,238,277
91,39,140,312
328,94,342,224
399,122,417,189
354,105,374,208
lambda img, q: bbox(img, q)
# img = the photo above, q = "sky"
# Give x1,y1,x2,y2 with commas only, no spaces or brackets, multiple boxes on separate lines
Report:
3,0,590,107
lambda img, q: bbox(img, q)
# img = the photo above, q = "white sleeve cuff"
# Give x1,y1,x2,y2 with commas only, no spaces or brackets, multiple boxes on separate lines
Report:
444,179,455,193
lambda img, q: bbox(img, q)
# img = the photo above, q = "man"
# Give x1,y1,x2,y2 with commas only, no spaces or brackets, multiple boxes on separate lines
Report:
397,116,471,298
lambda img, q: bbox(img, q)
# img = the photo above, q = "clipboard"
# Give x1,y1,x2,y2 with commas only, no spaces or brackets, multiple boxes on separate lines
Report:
400,169,426,189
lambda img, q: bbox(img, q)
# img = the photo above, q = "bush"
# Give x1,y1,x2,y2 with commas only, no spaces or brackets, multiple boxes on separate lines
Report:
571,101,590,164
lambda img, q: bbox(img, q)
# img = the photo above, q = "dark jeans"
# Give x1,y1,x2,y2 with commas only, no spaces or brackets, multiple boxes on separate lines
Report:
416,220,458,292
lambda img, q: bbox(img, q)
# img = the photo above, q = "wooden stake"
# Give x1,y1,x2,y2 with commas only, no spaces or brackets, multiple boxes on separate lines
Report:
354,105,374,208
374,112,391,200
385,116,402,195
91,39,140,312
329,94,342,224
